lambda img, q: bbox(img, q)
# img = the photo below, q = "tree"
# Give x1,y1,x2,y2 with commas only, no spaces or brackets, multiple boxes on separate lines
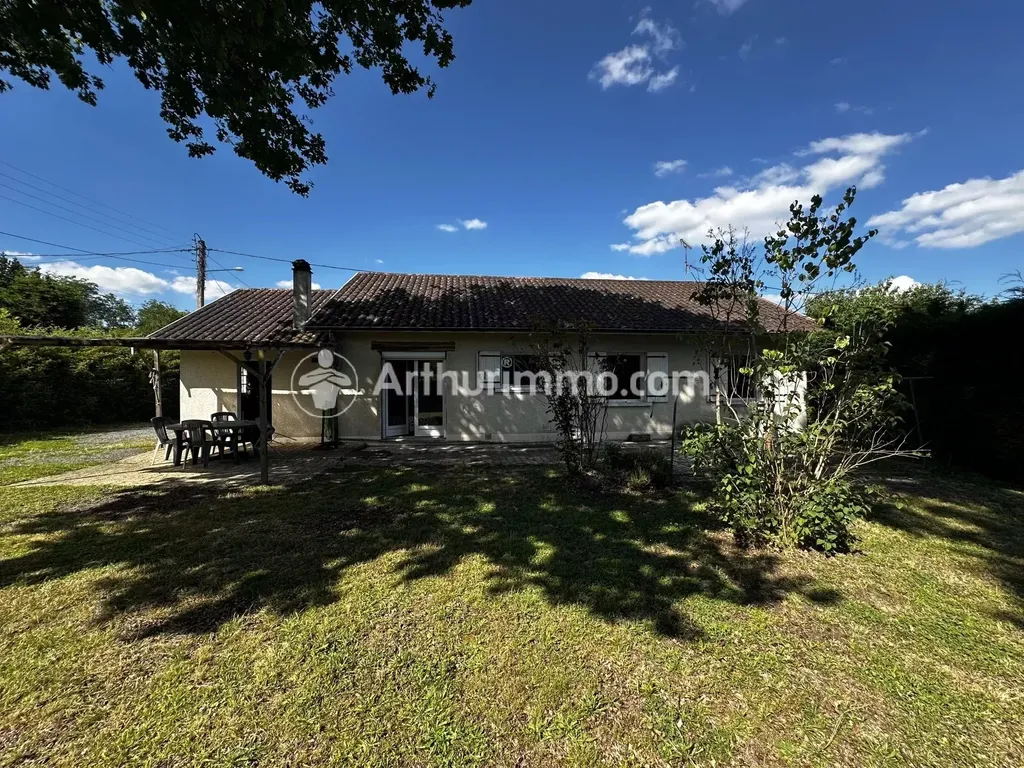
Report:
0,255,136,329
530,324,609,476
806,279,982,377
679,188,919,554
0,0,472,195
136,300,187,335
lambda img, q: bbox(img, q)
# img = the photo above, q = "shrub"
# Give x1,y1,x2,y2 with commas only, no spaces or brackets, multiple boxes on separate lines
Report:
604,444,674,490
680,423,870,553
626,467,651,490
679,188,917,554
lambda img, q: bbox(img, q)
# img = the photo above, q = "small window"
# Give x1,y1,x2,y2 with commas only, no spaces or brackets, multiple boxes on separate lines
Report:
724,353,756,401
503,354,545,392
601,354,644,400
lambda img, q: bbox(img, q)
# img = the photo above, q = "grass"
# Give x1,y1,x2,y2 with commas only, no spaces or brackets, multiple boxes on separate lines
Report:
0,433,1021,766
0,429,152,485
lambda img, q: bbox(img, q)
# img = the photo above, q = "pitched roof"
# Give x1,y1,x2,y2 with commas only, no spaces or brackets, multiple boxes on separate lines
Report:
146,273,814,346
147,288,336,346
305,272,814,333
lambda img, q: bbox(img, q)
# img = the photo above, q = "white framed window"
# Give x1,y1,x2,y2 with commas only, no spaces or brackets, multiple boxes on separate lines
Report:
595,352,670,405
477,351,501,393
479,352,547,394
599,353,644,402
480,349,670,403
711,352,757,403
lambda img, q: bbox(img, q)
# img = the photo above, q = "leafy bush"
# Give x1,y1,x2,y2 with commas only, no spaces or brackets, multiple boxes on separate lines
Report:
626,467,651,490
680,423,869,554
533,325,609,476
678,188,916,554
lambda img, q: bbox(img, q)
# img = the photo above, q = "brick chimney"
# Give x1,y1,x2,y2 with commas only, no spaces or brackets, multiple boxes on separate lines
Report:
292,259,312,329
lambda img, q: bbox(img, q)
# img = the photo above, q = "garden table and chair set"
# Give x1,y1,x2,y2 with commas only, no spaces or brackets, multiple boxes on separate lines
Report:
150,412,275,468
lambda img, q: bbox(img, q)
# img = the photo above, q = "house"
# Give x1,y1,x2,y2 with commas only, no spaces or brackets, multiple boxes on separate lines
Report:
148,262,811,443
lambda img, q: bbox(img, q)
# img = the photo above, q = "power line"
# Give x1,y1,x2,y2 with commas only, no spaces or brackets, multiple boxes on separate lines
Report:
0,159,180,238
0,193,173,250
207,253,252,290
0,171,180,245
0,230,191,259
0,229,109,254
7,248,191,260
31,253,193,269
0,182,173,249
209,247,362,272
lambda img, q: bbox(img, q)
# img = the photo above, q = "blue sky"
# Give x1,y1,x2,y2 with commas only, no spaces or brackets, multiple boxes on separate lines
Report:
1,0,1022,308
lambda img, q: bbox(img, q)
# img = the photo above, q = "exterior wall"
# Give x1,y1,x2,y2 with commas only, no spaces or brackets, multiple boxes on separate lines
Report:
178,333,806,442
332,331,722,442
178,349,322,443
179,350,237,421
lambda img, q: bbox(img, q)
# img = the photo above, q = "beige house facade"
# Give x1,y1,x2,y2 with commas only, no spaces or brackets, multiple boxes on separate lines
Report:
161,266,810,445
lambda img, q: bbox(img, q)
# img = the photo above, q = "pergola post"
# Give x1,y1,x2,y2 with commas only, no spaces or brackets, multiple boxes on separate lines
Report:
150,350,163,418
258,350,269,484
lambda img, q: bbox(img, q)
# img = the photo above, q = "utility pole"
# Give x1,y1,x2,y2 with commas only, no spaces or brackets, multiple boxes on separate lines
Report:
194,235,207,309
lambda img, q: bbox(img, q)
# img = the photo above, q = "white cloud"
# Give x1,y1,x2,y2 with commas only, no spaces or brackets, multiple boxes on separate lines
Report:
590,45,653,89
798,132,913,157
580,272,647,280
38,260,238,300
590,13,681,91
888,275,920,292
0,250,40,261
868,169,1024,248
738,37,756,60
698,166,734,179
775,36,788,45
610,243,631,252
169,276,235,299
707,0,752,13
647,67,679,92
275,280,322,290
616,130,917,255
835,102,874,116
460,218,488,230
830,57,846,65
42,261,175,295
436,224,458,232
653,159,687,177
375,259,384,265
632,16,679,56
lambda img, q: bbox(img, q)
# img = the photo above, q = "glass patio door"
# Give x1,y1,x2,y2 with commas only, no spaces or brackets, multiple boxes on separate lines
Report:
414,360,444,437
383,360,413,437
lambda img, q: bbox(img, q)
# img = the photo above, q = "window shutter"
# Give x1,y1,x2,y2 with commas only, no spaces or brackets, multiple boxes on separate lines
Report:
646,353,669,402
478,351,501,393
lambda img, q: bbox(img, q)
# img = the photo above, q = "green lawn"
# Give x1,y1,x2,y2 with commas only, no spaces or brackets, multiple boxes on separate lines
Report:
0,436,1021,766
0,428,152,486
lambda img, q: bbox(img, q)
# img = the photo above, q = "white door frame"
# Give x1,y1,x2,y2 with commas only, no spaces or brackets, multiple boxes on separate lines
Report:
380,353,447,439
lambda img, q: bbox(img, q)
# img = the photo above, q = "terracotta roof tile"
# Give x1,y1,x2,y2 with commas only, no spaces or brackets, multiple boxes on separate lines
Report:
305,273,814,333
146,274,814,345
148,289,336,346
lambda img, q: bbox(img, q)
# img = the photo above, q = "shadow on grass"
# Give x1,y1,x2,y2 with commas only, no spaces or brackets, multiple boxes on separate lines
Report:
870,466,1024,628
0,467,841,640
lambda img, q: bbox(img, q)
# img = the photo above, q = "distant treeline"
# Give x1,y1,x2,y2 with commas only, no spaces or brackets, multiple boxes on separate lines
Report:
808,278,1024,482
0,255,187,431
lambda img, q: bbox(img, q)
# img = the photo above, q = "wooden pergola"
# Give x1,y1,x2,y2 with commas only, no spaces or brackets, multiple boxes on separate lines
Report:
0,334,322,484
